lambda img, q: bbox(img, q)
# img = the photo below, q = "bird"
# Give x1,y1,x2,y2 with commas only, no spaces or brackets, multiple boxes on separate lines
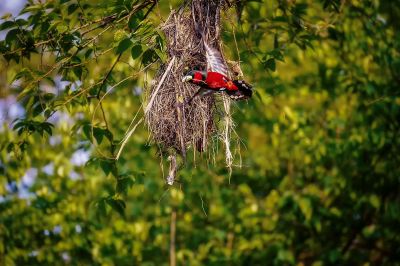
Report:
182,41,252,103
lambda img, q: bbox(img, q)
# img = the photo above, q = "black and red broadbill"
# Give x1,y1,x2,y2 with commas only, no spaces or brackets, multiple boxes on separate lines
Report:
182,42,253,103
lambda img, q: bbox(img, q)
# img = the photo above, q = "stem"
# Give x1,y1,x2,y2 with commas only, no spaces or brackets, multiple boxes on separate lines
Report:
170,210,177,266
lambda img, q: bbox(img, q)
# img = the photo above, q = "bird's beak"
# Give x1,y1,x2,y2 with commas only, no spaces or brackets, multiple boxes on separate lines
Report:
182,75,192,82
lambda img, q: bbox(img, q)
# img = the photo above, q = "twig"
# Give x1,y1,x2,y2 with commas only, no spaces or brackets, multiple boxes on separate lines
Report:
170,210,177,266
116,118,143,160
97,54,122,97
222,95,233,174
167,154,177,185
199,194,208,217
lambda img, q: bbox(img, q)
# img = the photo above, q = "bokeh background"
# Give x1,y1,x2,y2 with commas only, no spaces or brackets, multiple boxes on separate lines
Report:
1,0,399,265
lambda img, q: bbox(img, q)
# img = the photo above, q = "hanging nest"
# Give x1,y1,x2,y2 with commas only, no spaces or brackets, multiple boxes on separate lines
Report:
144,0,236,183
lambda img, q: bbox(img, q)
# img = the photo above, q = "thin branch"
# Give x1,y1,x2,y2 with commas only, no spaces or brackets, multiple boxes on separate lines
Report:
116,117,143,160
170,210,177,266
97,53,122,97
167,154,177,185
199,194,208,217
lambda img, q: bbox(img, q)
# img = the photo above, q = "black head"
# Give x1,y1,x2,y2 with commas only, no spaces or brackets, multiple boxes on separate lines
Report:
182,70,206,84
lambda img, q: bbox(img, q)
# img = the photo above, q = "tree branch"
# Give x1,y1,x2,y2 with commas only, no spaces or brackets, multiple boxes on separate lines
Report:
170,210,177,266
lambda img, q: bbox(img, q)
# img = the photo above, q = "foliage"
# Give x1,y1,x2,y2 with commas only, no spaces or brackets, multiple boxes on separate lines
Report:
1,0,400,265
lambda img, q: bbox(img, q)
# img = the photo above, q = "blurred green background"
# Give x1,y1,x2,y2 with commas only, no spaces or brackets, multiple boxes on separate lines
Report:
1,0,399,265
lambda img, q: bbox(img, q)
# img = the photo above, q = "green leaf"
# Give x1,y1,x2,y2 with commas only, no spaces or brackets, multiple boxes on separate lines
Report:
99,159,117,177
264,58,276,71
292,3,308,16
277,249,295,264
84,48,93,59
154,48,166,62
41,123,53,136
93,127,104,144
369,195,380,209
15,19,28,27
13,68,33,82
116,38,133,54
100,160,112,176
5,29,18,45
131,44,143,59
0,21,16,31
67,3,78,15
268,49,284,62
32,102,46,117
106,198,126,217
1,13,12,20
17,84,36,101
73,66,83,79
95,198,107,218
82,124,92,142
141,49,159,66
128,15,139,30
116,175,135,195
274,33,279,49
298,197,312,221
12,120,53,137
21,5,43,14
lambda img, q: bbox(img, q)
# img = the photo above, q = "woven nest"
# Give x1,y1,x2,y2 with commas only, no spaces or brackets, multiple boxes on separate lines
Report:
145,0,235,179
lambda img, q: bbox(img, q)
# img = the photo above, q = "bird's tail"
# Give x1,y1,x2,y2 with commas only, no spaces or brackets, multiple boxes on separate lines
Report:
231,80,253,99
